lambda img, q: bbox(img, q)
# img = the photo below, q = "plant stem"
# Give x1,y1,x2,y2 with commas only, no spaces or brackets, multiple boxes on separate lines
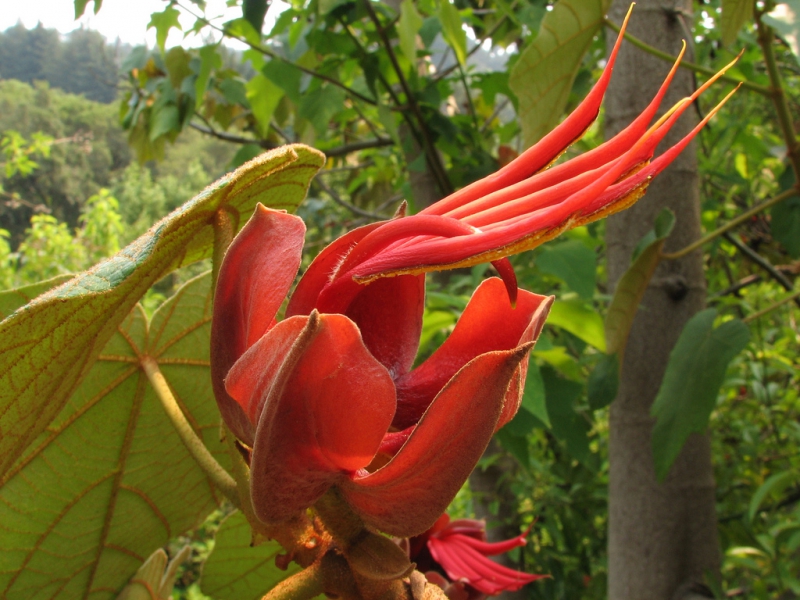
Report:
603,18,770,95
661,188,796,260
743,289,800,323
261,562,324,600
756,14,800,181
141,356,240,507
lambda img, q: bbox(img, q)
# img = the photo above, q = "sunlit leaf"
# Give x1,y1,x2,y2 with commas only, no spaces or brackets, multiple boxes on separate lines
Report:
721,0,755,46
0,275,72,320
243,0,269,34
547,298,606,352
510,0,611,146
536,240,596,300
399,0,424,64
651,309,750,481
438,0,467,66
0,274,229,599
201,511,299,600
748,471,798,523
0,145,324,481
605,209,675,355
148,7,182,53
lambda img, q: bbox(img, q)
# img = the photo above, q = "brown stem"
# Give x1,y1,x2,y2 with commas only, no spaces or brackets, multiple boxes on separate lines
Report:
743,289,800,322
361,0,453,196
661,188,796,260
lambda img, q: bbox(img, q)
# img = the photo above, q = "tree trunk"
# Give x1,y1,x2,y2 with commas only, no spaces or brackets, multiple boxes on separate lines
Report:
604,2,720,599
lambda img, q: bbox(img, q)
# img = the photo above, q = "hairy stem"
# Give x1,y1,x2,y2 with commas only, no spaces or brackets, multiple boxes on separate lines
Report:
142,356,239,506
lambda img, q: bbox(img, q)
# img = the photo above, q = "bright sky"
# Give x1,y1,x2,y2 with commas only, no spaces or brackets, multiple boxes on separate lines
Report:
0,0,286,47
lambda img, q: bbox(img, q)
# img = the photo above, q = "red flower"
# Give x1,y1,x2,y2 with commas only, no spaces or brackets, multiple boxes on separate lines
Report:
410,514,547,598
209,10,735,538
211,207,551,537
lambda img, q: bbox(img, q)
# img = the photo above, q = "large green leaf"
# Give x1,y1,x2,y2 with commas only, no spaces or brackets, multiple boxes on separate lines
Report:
536,240,596,300
546,298,606,352
605,209,675,355
721,0,755,46
0,273,231,599
651,309,750,481
509,0,611,146
0,275,72,320
201,511,300,600
773,167,800,258
0,145,323,482
542,366,593,468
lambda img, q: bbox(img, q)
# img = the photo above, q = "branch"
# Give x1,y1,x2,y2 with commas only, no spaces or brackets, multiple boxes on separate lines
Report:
661,188,797,260
361,0,453,196
189,122,273,149
756,14,800,182
722,231,800,308
312,178,388,221
141,356,240,506
325,137,394,157
603,18,770,95
743,288,800,323
175,1,378,106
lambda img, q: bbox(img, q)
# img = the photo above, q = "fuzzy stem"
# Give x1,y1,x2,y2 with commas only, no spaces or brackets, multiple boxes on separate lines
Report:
142,356,239,506
661,188,796,260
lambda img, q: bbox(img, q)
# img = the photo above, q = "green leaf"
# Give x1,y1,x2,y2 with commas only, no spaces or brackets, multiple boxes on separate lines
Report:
243,0,269,34
748,471,797,523
651,310,750,481
0,274,229,599
546,298,606,352
148,7,183,53
246,73,283,137
230,144,264,169
509,0,611,146
773,167,800,258
721,0,754,46
165,47,192,90
542,366,593,467
763,1,800,63
438,0,467,66
201,511,300,600
74,0,102,18
587,352,618,411
195,45,223,110
522,359,549,427
605,209,675,355
536,240,596,300
0,145,324,481
149,105,180,141
495,426,530,468
263,60,303,105
299,85,347,136
399,0,424,64
0,275,72,320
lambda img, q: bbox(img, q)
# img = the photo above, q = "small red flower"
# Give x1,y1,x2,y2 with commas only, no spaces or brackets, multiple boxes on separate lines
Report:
410,514,547,598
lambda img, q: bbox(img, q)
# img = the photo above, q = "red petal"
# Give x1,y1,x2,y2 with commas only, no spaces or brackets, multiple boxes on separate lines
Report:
340,344,533,537
421,6,633,217
286,221,425,377
392,278,551,430
241,312,396,524
210,204,305,444
286,221,383,318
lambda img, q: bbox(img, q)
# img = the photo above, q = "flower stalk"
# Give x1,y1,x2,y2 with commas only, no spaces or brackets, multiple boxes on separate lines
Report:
141,355,240,506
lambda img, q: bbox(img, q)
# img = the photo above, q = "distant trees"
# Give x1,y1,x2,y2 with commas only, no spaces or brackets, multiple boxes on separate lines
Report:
0,22,120,103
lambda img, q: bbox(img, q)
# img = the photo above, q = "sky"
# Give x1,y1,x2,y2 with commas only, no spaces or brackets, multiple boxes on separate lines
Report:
0,0,286,47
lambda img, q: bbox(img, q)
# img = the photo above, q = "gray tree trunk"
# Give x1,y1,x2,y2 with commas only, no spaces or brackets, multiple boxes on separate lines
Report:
604,2,720,599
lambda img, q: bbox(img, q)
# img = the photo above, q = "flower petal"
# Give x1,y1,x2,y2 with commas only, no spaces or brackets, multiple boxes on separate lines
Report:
287,220,426,377
240,312,396,524
393,277,552,430
210,204,305,444
340,344,533,537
